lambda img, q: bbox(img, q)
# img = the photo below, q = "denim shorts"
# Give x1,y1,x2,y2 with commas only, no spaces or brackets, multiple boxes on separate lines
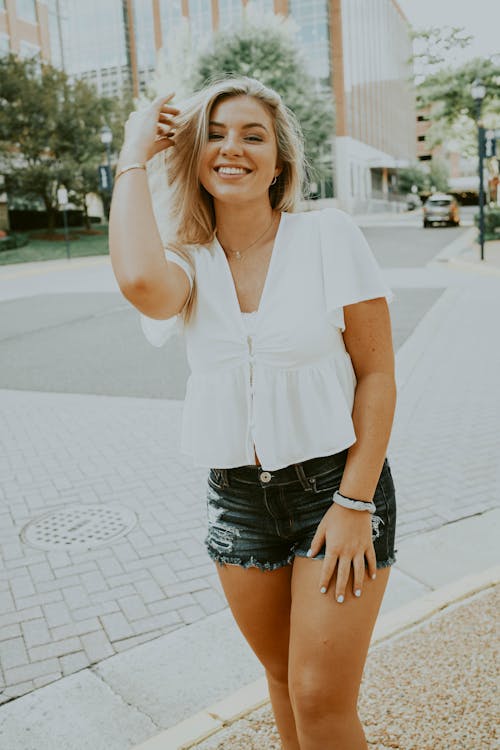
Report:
204,448,397,572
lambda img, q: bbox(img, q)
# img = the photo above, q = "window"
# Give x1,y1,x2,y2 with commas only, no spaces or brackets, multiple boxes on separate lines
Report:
418,135,426,142
19,40,41,59
16,0,37,23
0,33,10,56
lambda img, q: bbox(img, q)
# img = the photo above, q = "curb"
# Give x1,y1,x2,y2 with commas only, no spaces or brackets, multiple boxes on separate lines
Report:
131,564,500,750
447,256,500,277
427,226,476,264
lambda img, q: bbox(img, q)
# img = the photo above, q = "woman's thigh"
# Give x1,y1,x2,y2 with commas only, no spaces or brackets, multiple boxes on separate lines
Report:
288,559,390,711
214,560,294,683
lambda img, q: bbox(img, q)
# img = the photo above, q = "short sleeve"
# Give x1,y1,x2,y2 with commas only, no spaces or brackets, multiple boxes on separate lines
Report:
318,208,395,332
139,249,194,347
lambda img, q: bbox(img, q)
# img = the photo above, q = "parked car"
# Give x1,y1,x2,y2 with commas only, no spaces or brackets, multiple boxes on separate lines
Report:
423,194,460,227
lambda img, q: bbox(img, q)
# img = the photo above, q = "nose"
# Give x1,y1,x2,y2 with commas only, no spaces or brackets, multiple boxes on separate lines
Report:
220,131,243,156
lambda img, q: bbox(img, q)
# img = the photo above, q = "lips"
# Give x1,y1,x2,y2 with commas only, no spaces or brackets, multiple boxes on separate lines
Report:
214,166,252,174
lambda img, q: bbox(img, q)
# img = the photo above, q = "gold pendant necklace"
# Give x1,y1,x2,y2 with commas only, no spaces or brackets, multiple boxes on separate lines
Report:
217,213,277,261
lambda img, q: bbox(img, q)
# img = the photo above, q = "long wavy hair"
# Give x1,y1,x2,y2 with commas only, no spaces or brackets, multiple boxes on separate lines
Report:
163,75,307,324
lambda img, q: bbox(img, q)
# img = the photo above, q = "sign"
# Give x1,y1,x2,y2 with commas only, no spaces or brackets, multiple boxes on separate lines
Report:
485,130,497,159
98,165,112,192
57,187,68,206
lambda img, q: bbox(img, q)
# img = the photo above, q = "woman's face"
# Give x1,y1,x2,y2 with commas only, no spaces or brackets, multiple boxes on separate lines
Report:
198,95,281,207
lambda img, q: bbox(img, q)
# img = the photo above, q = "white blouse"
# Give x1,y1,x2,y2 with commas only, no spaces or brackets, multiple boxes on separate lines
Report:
140,208,395,471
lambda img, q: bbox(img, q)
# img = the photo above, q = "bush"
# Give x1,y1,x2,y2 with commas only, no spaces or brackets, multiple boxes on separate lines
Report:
474,208,500,241
0,232,29,251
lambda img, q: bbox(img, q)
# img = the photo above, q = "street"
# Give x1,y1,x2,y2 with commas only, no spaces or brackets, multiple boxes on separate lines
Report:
0,208,475,399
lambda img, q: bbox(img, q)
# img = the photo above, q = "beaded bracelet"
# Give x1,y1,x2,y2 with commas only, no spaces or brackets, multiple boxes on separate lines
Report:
333,490,376,514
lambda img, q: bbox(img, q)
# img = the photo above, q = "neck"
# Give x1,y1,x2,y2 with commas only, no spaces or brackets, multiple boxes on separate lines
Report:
214,199,277,252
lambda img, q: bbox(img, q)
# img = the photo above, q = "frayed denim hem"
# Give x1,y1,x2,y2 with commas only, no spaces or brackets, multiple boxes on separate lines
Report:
205,546,295,572
376,554,397,569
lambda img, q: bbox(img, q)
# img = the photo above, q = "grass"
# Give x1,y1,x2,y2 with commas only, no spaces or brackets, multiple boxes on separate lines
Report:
0,226,109,266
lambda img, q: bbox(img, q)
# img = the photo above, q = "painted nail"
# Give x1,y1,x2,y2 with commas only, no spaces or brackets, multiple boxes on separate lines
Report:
354,589,361,597
337,594,344,603
306,549,312,557
320,586,327,594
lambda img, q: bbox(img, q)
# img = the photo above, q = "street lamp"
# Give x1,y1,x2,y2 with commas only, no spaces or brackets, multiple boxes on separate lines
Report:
100,125,113,220
471,79,486,261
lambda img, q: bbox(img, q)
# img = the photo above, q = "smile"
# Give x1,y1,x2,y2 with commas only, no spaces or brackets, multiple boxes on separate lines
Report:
214,166,252,177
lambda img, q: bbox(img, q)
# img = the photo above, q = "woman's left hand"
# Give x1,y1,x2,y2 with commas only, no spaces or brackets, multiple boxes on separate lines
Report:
307,503,377,601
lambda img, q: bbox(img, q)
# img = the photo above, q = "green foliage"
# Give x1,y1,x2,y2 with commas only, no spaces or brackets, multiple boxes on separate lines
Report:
398,158,449,194
428,158,450,193
410,26,473,83
189,15,335,189
410,27,500,157
417,57,500,126
0,54,129,229
474,207,500,241
0,232,29,251
397,165,429,194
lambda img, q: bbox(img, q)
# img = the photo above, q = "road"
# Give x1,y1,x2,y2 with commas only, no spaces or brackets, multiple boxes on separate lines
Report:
0,208,475,399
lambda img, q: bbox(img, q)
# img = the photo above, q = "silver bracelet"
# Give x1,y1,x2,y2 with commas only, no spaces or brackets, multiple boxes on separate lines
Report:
332,490,376,514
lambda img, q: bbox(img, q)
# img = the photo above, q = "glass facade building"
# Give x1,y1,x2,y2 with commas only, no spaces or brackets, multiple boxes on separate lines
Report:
2,0,415,209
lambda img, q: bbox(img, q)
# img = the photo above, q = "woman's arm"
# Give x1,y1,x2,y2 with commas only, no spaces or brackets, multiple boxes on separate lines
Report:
109,94,191,319
339,296,397,501
307,296,396,601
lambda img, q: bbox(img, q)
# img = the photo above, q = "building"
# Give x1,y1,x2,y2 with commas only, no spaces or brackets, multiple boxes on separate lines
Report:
2,0,416,212
0,0,62,61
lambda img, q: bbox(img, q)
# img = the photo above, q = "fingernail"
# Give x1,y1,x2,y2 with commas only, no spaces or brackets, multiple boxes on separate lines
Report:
354,589,361,597
337,594,344,603
320,586,327,594
372,573,377,580
306,549,312,557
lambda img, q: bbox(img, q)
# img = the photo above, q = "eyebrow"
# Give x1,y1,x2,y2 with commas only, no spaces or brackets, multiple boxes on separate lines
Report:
209,121,269,133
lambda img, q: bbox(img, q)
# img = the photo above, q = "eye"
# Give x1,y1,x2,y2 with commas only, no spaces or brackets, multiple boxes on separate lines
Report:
246,135,263,142
208,133,223,140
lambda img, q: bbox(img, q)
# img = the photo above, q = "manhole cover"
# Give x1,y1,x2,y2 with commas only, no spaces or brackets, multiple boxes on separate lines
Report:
20,505,137,551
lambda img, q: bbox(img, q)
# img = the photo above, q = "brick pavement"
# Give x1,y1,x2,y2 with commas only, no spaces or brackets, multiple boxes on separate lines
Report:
1,264,499,704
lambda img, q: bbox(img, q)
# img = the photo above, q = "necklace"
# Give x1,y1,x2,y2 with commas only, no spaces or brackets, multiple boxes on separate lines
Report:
216,212,278,261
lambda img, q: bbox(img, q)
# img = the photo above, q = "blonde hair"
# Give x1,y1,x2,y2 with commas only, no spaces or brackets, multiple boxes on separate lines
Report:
164,74,307,324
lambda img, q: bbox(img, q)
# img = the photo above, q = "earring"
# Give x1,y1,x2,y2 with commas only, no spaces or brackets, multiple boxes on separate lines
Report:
270,175,278,186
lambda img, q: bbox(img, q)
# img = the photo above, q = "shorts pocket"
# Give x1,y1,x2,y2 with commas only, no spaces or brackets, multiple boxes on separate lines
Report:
309,462,345,494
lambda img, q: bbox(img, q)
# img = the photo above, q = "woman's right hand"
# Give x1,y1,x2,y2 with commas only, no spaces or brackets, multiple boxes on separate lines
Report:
119,92,180,165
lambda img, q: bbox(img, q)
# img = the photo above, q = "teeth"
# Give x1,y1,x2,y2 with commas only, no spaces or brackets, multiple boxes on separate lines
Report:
217,167,247,174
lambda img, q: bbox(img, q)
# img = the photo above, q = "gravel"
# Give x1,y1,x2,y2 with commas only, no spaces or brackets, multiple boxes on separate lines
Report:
192,584,499,749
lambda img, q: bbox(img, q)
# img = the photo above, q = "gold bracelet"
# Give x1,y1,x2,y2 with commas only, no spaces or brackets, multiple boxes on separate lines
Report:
115,163,146,182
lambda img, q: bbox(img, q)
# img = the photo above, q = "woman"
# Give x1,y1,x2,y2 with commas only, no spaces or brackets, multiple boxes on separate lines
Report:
109,76,397,750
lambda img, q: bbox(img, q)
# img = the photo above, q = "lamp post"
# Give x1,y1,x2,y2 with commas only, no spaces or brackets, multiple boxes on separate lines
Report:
100,125,113,220
471,79,486,261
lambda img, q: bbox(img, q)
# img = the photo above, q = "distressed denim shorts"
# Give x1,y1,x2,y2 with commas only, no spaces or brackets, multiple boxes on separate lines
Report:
204,448,397,572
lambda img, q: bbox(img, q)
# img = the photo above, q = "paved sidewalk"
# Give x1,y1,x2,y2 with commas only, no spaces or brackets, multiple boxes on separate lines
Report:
0,232,499,747
188,583,499,750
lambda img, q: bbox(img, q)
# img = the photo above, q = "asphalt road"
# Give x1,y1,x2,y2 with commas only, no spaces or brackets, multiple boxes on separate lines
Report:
0,214,472,399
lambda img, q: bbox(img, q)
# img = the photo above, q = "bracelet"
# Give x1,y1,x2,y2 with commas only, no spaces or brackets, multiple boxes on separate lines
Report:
332,490,376,514
115,162,146,182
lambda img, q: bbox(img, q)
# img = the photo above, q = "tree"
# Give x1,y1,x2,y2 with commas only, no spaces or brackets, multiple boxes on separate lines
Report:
410,28,500,156
188,9,335,192
417,57,500,127
398,159,449,195
0,54,127,231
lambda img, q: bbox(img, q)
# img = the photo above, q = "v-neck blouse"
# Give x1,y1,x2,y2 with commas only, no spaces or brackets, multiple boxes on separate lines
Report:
140,207,395,471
